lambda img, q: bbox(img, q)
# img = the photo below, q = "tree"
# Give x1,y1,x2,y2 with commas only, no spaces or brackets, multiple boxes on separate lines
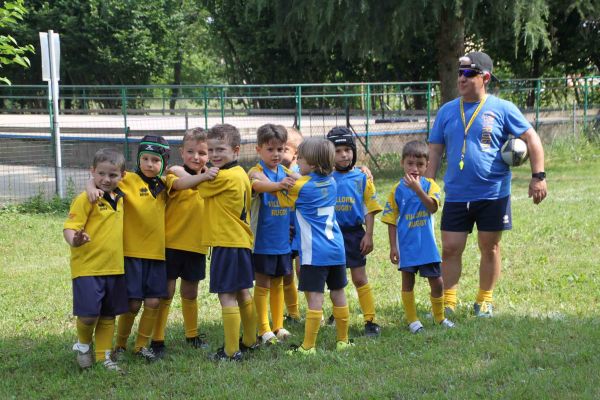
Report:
0,0,34,84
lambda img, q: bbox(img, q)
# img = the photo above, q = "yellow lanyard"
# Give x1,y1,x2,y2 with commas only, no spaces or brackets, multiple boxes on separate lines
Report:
459,95,488,170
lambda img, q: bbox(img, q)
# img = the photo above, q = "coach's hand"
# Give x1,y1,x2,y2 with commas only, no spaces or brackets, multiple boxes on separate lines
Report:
529,178,547,204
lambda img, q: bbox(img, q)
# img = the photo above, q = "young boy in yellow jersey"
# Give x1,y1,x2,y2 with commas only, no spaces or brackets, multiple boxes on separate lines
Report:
196,124,258,361
86,135,216,362
65,148,128,372
149,128,217,358
247,124,298,344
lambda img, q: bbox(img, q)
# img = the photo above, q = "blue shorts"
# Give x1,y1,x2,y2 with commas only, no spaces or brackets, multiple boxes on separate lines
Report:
253,253,292,277
166,248,206,282
342,226,367,268
124,257,168,299
209,247,254,294
72,275,129,317
441,195,512,233
399,262,441,278
298,264,347,293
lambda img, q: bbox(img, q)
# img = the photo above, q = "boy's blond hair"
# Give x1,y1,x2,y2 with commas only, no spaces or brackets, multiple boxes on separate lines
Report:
93,148,126,172
208,124,241,148
297,137,335,176
183,127,208,144
402,140,429,161
257,124,287,146
286,127,303,150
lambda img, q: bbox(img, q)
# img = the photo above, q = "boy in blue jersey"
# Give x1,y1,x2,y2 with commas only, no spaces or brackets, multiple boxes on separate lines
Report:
247,124,297,344
327,127,383,337
276,137,354,354
381,141,455,333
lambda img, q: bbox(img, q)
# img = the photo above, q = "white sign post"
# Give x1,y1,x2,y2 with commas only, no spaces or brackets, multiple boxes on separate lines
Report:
39,30,64,198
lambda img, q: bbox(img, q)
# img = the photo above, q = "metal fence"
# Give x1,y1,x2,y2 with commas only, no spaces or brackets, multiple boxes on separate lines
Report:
1,78,599,204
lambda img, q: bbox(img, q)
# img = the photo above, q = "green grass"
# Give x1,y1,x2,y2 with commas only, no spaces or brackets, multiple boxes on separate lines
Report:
1,136,599,399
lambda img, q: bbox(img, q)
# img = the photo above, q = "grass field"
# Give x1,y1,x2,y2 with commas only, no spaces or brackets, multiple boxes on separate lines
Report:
1,136,599,399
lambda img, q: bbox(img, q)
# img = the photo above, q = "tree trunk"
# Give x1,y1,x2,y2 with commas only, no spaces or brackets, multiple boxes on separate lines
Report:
170,43,183,114
436,7,465,104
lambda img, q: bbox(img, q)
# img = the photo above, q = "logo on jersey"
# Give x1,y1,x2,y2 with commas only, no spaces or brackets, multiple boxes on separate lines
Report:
139,187,149,197
481,111,497,150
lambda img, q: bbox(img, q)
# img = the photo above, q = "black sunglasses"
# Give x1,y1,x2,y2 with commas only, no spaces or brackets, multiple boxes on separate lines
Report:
458,68,483,78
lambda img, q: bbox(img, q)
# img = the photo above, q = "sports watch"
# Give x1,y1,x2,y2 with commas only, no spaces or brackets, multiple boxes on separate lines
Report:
532,172,546,181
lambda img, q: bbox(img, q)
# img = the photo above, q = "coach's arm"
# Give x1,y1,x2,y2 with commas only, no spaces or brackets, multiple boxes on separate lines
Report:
425,143,445,180
520,128,547,205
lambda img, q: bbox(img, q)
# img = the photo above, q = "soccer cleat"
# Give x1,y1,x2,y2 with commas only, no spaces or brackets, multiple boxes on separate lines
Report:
239,338,260,353
73,343,93,369
186,334,209,349
275,328,292,342
134,347,159,363
335,339,355,351
149,340,166,359
325,314,336,326
473,302,494,318
444,306,455,318
102,352,124,374
113,346,126,361
260,331,278,345
211,347,243,362
364,321,381,337
284,315,302,325
408,320,424,334
286,344,316,356
439,318,455,328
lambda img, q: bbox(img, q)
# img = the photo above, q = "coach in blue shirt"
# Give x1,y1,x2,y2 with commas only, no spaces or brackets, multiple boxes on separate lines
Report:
426,51,547,318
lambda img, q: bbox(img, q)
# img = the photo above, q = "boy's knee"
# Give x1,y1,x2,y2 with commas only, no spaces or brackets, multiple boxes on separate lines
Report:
144,298,160,309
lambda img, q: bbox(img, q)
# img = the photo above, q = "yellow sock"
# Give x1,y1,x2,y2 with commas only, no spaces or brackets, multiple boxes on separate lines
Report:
333,305,350,343
116,312,136,349
270,276,284,331
239,298,257,347
302,309,323,350
401,291,418,324
94,318,115,361
222,306,241,356
152,298,171,342
444,289,458,311
181,297,198,338
430,295,445,324
476,289,493,304
283,281,300,319
134,306,159,352
356,283,376,323
76,318,96,345
254,286,270,336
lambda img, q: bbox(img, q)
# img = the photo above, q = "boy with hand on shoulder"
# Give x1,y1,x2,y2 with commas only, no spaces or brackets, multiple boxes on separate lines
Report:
276,137,353,354
381,141,455,333
326,127,383,337
64,148,128,372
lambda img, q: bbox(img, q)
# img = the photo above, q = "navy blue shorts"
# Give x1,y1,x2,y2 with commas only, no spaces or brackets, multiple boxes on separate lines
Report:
441,195,512,233
209,247,254,294
253,253,292,277
298,264,347,293
166,248,206,282
399,262,441,278
124,257,168,299
72,275,129,317
342,226,367,268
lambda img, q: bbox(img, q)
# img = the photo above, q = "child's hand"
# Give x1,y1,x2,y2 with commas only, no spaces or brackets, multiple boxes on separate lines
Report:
72,229,91,247
202,167,219,181
278,177,296,191
360,233,374,256
359,165,374,181
389,247,399,264
168,165,188,177
87,188,103,203
403,174,422,192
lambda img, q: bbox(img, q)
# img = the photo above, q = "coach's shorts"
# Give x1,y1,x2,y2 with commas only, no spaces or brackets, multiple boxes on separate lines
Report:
399,262,441,278
441,195,512,233
253,253,292,277
298,264,347,293
166,248,206,282
209,247,254,294
342,226,367,268
72,275,129,317
124,257,168,299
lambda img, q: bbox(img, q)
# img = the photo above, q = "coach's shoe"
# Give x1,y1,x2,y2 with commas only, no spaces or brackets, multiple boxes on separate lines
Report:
336,339,355,351
211,347,243,362
260,331,278,345
134,347,159,363
473,302,494,318
286,344,316,356
364,321,381,337
150,340,166,359
102,351,125,374
408,320,424,334
275,328,292,342
73,342,93,369
439,318,455,329
186,334,209,350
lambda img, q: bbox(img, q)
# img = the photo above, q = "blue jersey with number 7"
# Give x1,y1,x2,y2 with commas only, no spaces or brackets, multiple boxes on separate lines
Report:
276,173,346,266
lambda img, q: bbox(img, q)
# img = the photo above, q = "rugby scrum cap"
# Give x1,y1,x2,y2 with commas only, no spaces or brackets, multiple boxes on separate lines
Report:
326,126,357,171
460,51,497,81
137,135,170,175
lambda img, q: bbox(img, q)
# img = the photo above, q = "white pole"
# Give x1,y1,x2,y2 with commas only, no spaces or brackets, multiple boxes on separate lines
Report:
48,30,64,198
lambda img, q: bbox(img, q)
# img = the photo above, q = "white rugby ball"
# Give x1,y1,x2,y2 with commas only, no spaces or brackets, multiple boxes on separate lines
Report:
501,137,529,167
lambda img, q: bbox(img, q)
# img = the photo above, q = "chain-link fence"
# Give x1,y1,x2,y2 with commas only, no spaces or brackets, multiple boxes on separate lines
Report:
1,78,599,204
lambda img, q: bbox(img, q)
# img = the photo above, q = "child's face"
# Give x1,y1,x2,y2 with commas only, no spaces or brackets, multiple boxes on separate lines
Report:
207,138,239,168
91,161,124,193
181,139,208,173
256,139,285,170
281,143,298,168
139,153,163,178
334,145,353,171
296,155,314,175
402,155,428,178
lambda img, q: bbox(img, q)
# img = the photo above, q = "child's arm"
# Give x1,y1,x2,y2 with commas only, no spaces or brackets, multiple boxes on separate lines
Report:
360,212,375,256
387,224,399,264
249,169,296,193
358,165,374,181
172,167,219,190
63,229,91,247
403,175,438,214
